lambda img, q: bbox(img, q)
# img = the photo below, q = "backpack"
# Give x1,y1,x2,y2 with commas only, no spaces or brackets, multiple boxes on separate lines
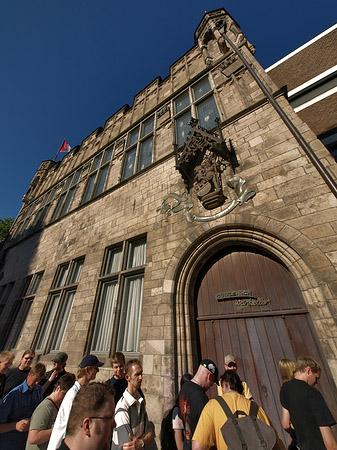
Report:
160,407,178,450
216,396,276,450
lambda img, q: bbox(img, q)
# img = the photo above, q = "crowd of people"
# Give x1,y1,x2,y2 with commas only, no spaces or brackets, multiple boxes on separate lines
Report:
0,348,336,450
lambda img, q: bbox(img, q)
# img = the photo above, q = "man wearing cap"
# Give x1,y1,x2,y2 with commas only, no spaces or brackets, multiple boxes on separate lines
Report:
178,359,218,450
47,355,104,450
40,352,68,398
217,355,253,400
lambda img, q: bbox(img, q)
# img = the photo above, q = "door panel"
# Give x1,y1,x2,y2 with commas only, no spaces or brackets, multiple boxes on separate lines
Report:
196,247,337,445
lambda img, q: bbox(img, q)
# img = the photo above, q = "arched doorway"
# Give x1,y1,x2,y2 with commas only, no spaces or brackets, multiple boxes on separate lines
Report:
195,245,337,443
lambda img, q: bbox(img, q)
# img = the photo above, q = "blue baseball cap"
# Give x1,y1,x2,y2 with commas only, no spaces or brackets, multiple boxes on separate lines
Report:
80,355,104,368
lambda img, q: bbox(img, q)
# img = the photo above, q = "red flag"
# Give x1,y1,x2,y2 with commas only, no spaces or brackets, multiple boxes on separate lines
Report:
59,139,71,153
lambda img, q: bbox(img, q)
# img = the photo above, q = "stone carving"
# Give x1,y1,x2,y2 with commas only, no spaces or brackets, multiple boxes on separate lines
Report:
157,104,171,119
157,119,255,222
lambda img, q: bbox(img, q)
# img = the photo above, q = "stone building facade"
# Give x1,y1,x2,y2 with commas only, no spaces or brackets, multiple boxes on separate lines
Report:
0,9,337,444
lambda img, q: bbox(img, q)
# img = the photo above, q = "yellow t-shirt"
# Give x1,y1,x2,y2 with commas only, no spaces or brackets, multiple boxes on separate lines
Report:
192,392,271,450
217,380,253,400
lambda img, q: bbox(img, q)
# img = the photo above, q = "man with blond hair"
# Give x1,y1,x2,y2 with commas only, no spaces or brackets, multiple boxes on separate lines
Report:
2,349,35,398
0,362,46,450
47,354,103,450
0,351,14,398
280,355,337,450
59,382,115,450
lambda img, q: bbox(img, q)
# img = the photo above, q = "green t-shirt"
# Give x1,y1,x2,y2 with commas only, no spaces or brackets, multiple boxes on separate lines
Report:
26,397,58,450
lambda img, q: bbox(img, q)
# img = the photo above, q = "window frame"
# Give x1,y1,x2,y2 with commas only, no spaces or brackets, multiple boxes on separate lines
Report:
34,258,84,355
81,146,113,204
173,76,220,148
121,115,155,181
88,236,146,356
2,273,43,350
52,169,82,221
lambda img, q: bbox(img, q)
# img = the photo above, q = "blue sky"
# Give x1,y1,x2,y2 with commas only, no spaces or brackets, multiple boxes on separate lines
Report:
1,0,336,219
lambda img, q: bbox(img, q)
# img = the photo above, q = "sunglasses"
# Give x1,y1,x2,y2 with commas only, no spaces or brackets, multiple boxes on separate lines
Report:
227,362,237,368
24,357,34,360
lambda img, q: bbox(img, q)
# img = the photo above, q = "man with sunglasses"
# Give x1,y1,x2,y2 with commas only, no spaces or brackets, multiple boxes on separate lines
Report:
2,349,35,399
217,355,253,400
58,382,115,450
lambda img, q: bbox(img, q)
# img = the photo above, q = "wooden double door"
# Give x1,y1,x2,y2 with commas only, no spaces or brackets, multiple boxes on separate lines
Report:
196,246,337,444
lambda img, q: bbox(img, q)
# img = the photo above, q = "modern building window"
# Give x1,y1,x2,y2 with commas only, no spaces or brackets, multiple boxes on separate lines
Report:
82,146,113,203
35,258,84,353
3,273,43,349
52,169,82,220
174,77,220,147
90,237,146,355
122,116,154,180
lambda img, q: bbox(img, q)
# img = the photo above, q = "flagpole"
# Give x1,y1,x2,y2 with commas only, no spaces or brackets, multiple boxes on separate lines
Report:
52,138,65,161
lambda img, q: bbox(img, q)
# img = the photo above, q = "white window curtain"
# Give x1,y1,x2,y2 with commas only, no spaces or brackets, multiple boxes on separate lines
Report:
36,293,61,351
117,275,144,352
128,240,146,268
50,290,76,351
91,281,118,352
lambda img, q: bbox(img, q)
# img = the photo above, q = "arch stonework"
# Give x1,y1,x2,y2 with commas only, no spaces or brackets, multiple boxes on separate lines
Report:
162,214,337,393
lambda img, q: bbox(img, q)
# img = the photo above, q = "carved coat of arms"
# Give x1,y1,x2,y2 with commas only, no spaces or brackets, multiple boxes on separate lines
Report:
157,119,255,222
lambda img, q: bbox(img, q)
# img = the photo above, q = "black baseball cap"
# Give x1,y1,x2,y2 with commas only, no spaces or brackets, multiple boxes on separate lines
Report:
200,358,219,382
80,355,104,368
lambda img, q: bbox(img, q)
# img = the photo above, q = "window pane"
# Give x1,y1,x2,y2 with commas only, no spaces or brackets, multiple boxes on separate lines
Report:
82,173,97,203
52,193,66,220
138,137,153,171
90,281,117,352
176,110,192,147
116,275,144,352
122,148,137,180
175,92,190,114
54,264,70,288
61,188,75,216
193,78,211,100
35,293,61,350
197,95,219,130
50,290,75,351
102,147,113,164
104,247,123,275
91,154,103,172
27,272,43,296
21,276,33,297
6,299,32,349
127,238,146,268
94,165,109,197
70,170,81,187
128,127,139,147
141,116,154,137
68,259,84,285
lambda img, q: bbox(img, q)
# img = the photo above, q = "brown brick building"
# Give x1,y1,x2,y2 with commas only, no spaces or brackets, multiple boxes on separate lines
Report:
0,9,336,444
267,23,337,157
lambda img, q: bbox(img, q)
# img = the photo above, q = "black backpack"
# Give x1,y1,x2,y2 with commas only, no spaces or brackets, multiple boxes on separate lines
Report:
215,396,276,450
160,407,178,450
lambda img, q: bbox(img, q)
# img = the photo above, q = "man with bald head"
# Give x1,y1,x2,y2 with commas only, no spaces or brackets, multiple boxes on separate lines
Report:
178,359,218,450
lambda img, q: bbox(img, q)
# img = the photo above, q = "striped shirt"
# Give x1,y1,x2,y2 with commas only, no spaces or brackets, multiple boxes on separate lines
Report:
112,389,149,450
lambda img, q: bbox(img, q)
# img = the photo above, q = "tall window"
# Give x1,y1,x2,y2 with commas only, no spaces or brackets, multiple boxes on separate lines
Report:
122,116,154,180
174,77,220,147
32,187,58,230
52,169,82,220
35,258,84,353
0,282,14,319
90,237,146,355
3,273,43,349
82,146,113,203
